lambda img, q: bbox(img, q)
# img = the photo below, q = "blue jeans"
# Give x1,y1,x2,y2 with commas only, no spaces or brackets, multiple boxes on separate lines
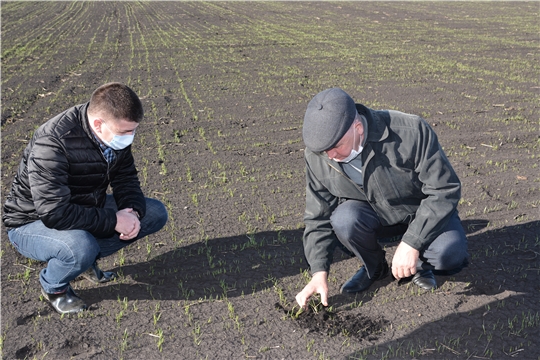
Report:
330,200,468,278
7,195,168,293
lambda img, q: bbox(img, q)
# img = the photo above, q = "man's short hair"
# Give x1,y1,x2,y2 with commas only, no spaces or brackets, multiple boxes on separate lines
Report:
88,82,144,123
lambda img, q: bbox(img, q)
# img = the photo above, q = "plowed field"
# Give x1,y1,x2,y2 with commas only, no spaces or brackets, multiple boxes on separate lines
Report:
2,2,539,359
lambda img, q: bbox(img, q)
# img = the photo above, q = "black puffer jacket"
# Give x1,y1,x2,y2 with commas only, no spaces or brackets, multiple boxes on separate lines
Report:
3,103,146,238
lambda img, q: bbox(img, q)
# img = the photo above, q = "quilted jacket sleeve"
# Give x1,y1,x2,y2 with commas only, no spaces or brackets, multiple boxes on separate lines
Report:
30,135,118,237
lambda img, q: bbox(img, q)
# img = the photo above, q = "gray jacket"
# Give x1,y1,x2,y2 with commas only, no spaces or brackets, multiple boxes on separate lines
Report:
304,104,461,274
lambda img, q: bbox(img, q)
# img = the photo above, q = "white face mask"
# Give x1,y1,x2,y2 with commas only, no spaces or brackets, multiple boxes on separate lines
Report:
101,121,135,150
333,128,363,163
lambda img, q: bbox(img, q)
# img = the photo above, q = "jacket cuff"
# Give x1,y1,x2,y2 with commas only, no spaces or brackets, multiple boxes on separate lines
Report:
132,202,146,219
309,260,330,275
400,232,424,251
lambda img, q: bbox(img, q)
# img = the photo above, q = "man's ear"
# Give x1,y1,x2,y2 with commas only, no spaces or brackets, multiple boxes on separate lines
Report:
354,120,364,135
91,118,103,133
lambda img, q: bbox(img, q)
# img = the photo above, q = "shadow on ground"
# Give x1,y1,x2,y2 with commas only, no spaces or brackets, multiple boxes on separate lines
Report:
81,219,491,306
344,219,540,359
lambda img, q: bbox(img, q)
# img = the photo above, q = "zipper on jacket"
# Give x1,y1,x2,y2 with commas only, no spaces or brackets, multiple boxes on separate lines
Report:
327,161,366,195
95,150,111,206
100,151,111,182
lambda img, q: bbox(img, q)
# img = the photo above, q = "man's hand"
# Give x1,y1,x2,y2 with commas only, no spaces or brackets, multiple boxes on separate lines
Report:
391,241,420,280
295,271,329,309
115,208,141,240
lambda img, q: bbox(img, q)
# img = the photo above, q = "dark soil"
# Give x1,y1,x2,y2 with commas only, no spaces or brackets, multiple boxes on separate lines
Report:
1,2,539,360
275,302,388,341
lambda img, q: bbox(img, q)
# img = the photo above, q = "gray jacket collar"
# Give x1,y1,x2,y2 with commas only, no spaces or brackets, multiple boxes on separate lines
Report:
356,103,389,143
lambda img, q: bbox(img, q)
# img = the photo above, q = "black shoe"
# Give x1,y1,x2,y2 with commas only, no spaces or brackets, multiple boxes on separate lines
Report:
340,260,389,294
41,286,87,314
81,261,116,284
412,269,437,290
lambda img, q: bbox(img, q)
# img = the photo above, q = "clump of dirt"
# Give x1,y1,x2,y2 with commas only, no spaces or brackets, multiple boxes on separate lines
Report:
275,303,388,341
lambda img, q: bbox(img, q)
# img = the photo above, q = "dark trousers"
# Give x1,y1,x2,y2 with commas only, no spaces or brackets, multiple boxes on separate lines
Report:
330,200,468,278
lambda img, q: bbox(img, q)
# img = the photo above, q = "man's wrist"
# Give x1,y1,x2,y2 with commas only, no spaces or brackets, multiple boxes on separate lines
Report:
312,271,328,280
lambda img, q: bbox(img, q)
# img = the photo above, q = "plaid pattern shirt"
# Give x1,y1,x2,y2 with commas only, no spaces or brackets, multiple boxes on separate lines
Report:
95,136,116,164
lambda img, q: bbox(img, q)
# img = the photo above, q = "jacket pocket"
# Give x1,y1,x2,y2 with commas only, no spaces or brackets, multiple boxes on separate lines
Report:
371,165,419,219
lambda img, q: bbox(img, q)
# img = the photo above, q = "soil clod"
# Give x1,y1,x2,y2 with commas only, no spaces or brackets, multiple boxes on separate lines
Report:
275,303,388,340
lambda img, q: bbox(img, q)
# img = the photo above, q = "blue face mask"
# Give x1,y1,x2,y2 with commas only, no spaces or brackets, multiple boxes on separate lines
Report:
101,121,135,150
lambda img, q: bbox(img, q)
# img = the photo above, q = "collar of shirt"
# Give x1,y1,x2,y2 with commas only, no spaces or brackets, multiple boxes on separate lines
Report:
93,134,116,164
341,156,363,186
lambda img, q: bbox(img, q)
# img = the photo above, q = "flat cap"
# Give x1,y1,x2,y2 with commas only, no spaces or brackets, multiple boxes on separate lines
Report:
302,88,356,152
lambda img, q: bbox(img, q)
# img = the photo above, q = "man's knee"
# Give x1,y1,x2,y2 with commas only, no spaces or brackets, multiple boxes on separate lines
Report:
330,210,354,240
144,198,168,232
330,207,362,242
58,232,100,271
424,240,468,271
330,201,379,241
438,247,468,271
